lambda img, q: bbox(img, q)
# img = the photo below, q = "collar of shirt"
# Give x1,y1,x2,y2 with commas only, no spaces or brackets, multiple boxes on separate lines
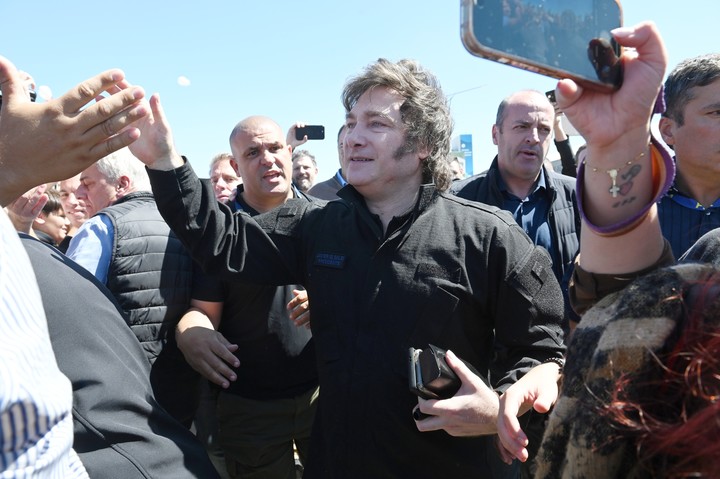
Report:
497,167,548,201
335,169,348,187
666,184,720,211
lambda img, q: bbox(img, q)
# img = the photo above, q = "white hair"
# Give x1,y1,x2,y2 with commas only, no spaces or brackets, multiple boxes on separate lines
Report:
95,147,151,192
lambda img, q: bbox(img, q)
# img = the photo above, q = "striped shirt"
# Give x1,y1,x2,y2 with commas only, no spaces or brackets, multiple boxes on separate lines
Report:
0,209,87,478
658,186,720,258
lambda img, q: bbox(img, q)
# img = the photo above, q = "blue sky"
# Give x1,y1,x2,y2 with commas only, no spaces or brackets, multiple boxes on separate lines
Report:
1,1,715,180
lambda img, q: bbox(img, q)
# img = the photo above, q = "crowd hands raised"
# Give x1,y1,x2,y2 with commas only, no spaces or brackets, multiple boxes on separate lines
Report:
2,18,719,479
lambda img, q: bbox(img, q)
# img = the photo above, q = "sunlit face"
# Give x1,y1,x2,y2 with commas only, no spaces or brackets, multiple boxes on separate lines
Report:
660,79,720,177
493,91,555,186
230,118,293,204
58,174,87,229
210,158,241,203
292,156,318,192
343,86,425,200
449,158,464,181
76,164,119,216
35,208,70,245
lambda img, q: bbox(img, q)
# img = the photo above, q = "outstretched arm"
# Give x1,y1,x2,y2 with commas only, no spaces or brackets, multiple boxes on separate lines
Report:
0,56,148,205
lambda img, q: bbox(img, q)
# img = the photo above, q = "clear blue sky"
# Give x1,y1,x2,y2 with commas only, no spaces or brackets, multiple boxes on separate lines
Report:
1,1,715,180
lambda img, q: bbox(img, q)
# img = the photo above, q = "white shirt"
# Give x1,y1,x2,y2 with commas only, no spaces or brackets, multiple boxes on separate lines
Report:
0,209,88,478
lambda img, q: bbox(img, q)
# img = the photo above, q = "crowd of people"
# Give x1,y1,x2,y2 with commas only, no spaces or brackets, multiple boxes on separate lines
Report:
2,19,719,479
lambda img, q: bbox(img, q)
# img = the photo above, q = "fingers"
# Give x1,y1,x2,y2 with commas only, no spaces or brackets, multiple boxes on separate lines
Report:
497,403,529,463
288,289,311,326
59,69,128,114
556,79,583,110
445,350,479,386
0,56,25,108
495,435,522,465
613,22,668,81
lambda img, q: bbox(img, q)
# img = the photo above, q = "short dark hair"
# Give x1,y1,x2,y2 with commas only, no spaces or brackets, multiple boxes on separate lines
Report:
663,54,720,125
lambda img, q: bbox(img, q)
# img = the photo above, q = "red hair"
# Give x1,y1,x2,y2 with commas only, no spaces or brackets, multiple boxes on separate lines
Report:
604,276,720,478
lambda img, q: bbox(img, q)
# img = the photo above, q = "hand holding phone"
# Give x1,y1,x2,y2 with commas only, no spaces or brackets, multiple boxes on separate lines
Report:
295,125,325,141
461,0,624,91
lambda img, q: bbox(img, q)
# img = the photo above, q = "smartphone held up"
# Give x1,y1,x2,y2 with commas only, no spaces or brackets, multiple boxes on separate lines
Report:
461,0,624,91
295,125,325,141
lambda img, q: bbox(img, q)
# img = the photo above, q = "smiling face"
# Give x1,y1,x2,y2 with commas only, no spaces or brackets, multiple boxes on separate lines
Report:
343,86,425,202
292,155,318,192
229,116,293,212
36,208,70,245
58,174,87,229
493,91,555,192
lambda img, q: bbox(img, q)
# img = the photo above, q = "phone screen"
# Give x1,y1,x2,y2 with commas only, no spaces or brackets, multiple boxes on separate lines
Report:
461,0,623,91
295,125,325,141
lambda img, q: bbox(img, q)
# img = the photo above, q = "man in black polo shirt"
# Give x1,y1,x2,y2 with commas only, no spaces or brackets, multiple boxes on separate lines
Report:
175,115,318,479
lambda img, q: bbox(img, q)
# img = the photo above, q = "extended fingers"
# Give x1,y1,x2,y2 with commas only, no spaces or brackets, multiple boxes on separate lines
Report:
59,69,128,113
0,56,24,106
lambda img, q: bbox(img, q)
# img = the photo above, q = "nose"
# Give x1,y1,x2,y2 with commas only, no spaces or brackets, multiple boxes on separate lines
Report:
260,150,275,166
344,125,366,150
525,128,540,144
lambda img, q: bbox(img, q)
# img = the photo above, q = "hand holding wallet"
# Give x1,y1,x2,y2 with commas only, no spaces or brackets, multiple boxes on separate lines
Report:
408,344,461,420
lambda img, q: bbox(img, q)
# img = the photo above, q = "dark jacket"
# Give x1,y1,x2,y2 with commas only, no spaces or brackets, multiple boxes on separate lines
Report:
148,163,565,478
100,191,198,426
102,191,194,359
20,234,219,479
450,157,580,284
307,171,344,200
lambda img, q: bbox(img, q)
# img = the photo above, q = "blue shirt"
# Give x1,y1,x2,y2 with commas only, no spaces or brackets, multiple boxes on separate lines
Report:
498,172,557,267
334,169,348,188
66,214,115,284
658,185,720,258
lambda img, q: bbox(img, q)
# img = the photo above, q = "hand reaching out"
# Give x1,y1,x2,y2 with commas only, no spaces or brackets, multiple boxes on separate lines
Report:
496,362,561,463
0,56,148,205
5,185,48,234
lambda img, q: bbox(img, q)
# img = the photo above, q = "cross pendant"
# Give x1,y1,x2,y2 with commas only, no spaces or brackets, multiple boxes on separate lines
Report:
608,169,620,198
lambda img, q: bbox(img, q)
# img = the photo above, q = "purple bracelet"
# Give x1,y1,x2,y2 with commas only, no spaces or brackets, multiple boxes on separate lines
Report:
576,133,675,237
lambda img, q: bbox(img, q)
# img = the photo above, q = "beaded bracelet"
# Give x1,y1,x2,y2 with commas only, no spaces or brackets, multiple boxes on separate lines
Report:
542,356,565,373
576,134,675,237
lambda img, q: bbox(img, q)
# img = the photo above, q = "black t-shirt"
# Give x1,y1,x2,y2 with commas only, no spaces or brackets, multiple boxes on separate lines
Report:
192,188,317,400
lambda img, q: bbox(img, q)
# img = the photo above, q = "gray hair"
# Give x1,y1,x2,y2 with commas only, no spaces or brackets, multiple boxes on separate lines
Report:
341,58,454,191
96,147,151,192
209,152,234,175
663,53,720,125
291,149,316,167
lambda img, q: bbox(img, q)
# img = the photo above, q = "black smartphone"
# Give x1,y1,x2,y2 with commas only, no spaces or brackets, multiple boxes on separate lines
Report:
461,0,624,91
295,125,325,141
545,89,556,105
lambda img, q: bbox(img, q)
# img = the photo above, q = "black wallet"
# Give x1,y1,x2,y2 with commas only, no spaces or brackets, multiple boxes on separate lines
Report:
408,344,461,401
409,344,462,421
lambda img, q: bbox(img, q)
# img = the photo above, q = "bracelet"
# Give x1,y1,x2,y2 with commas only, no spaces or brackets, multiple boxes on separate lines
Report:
576,134,675,237
583,149,645,199
542,356,565,373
